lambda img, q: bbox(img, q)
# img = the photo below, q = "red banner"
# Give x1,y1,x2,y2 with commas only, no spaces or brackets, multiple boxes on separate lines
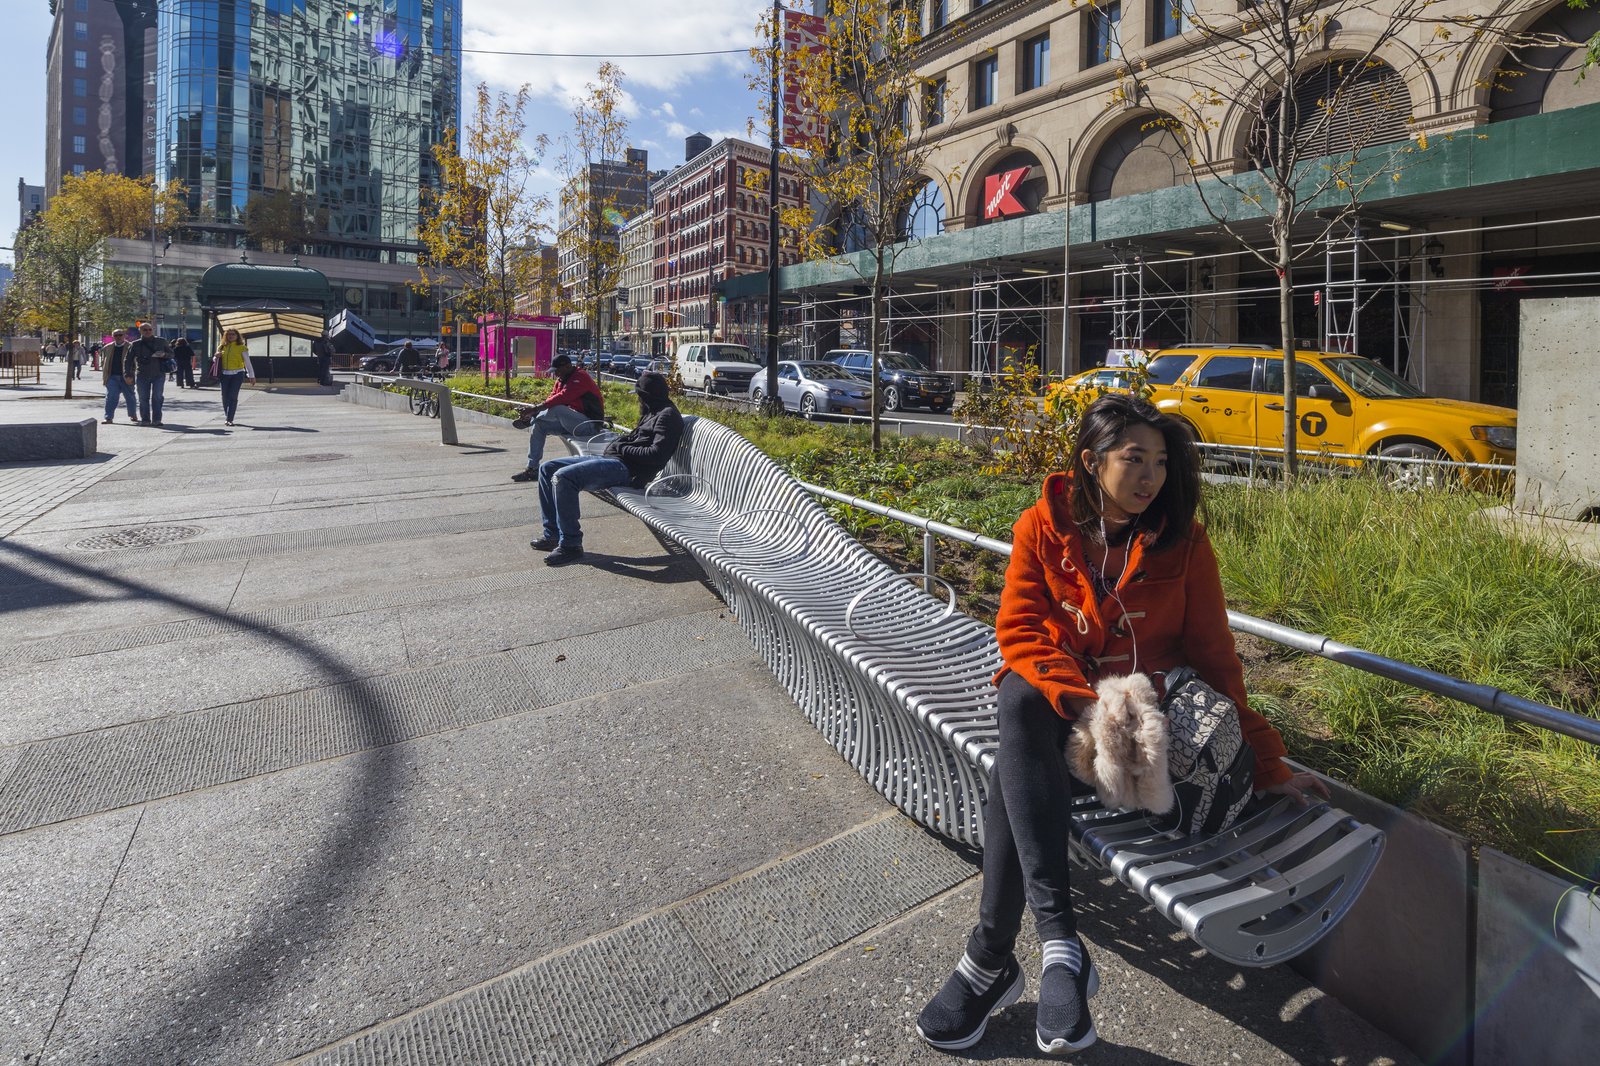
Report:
781,10,826,150
984,167,1030,219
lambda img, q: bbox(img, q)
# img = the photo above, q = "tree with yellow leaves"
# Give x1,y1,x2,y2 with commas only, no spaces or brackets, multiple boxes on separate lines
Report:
760,0,957,450
418,83,551,393
9,173,163,398
557,63,644,355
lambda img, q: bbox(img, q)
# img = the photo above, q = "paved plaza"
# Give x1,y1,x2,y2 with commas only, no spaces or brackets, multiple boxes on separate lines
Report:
0,369,1420,1064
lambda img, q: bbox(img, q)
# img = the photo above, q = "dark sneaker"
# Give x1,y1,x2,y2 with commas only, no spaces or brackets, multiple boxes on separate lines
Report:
544,544,584,566
529,536,558,551
511,409,535,430
916,953,1024,1051
1036,952,1099,1055
510,467,539,483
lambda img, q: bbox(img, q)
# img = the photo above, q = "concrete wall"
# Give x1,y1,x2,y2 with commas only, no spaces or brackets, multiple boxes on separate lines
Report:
1514,297,1600,519
0,418,97,462
1475,848,1600,1064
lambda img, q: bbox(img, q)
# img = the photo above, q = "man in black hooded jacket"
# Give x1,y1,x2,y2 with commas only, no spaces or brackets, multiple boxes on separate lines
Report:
531,370,683,566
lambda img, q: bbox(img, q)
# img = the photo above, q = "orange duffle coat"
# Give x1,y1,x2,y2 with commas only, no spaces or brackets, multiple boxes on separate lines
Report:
994,472,1292,790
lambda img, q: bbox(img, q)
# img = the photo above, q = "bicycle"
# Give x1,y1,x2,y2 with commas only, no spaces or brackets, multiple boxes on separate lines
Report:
406,369,442,418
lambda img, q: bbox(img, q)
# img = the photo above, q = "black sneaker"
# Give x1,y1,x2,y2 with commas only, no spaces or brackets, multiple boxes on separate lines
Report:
544,544,584,566
510,467,539,483
511,409,535,429
1036,949,1099,1055
529,536,558,551
916,953,1024,1051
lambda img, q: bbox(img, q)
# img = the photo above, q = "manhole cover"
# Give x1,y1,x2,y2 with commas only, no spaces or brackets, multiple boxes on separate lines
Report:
278,453,350,463
75,525,206,551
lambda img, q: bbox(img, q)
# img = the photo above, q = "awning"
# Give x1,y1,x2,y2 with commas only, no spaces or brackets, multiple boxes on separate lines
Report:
196,261,334,339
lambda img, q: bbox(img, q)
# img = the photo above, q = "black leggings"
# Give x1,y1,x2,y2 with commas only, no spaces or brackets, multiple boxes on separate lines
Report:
967,671,1081,967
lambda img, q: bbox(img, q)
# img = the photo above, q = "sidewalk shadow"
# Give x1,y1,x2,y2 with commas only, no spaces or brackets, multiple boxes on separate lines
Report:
0,538,408,1065
236,425,319,433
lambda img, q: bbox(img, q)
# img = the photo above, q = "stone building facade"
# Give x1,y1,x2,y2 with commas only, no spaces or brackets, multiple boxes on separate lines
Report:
737,0,1600,406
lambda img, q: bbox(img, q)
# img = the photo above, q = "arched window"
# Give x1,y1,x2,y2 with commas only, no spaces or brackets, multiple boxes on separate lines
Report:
1489,3,1600,120
969,150,1046,226
1086,115,1191,202
900,178,946,240
1248,59,1413,170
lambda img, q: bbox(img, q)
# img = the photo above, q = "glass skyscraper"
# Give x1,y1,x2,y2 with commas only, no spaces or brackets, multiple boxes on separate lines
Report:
155,0,460,261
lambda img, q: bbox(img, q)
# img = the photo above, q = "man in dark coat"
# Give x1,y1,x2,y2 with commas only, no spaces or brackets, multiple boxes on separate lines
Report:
530,371,683,566
129,322,171,425
312,329,334,386
171,336,197,388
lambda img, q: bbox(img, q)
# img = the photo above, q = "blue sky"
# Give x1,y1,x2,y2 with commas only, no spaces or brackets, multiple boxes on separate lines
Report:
2,0,773,260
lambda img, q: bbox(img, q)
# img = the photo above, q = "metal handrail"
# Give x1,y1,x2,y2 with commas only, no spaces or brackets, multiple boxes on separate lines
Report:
799,480,1600,748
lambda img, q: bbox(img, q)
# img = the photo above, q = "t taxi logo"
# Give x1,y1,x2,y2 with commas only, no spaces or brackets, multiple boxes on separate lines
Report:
984,167,1030,219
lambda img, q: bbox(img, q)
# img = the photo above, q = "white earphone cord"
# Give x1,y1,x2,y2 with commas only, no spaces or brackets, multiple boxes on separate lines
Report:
1094,466,1141,676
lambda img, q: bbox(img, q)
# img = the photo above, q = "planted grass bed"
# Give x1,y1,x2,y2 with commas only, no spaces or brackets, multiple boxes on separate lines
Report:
423,380,1599,879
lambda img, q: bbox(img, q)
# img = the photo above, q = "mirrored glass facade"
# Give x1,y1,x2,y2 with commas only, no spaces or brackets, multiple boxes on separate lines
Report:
155,0,460,261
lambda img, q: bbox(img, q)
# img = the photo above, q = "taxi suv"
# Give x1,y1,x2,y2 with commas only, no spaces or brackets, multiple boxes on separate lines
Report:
1140,345,1516,475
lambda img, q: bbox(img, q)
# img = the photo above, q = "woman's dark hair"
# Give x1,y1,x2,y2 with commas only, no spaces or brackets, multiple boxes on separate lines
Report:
1067,392,1202,551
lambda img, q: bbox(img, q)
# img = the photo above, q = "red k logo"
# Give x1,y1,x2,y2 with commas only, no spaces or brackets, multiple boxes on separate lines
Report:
984,167,1030,219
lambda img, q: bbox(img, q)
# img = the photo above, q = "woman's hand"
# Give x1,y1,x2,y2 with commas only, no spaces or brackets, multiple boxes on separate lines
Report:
1261,771,1331,806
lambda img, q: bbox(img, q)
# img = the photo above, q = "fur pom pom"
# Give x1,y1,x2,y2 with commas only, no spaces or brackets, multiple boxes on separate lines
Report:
1069,674,1174,814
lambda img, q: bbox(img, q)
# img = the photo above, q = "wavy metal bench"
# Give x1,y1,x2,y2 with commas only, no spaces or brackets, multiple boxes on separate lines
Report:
610,415,1383,967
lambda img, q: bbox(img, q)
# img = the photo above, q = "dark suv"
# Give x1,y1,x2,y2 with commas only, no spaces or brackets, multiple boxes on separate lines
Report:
825,349,955,412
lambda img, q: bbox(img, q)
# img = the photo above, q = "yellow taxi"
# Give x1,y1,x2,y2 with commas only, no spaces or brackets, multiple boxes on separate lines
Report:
1141,345,1517,474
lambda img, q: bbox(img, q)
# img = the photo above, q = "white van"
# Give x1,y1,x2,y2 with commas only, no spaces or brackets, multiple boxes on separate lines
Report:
675,342,762,395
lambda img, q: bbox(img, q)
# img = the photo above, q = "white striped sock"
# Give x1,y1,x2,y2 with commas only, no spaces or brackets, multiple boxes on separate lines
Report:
955,952,1002,995
1041,937,1083,974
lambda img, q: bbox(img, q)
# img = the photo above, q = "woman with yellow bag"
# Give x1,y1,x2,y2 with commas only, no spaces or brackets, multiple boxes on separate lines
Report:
211,328,256,427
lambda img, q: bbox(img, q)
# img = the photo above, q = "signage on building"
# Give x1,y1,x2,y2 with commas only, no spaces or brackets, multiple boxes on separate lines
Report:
781,10,827,150
984,167,1031,220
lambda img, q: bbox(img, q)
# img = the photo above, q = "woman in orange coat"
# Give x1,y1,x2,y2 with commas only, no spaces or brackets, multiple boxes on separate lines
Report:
917,393,1327,1056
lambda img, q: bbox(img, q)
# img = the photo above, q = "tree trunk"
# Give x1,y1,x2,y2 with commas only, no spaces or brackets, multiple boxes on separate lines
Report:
1277,224,1297,480
869,254,885,452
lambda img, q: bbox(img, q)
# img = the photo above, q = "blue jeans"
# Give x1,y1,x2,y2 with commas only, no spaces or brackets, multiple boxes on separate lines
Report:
104,378,137,421
136,375,165,423
537,455,632,547
526,404,594,466
219,373,245,421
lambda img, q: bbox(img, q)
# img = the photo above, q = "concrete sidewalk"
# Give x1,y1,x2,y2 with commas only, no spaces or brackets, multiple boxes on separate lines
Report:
0,384,1418,1065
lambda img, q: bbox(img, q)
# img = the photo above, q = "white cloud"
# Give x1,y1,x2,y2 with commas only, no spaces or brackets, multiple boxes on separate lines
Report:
459,1,769,173
462,0,761,106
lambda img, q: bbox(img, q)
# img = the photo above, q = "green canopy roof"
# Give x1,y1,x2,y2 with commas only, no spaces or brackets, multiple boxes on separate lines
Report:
196,261,334,340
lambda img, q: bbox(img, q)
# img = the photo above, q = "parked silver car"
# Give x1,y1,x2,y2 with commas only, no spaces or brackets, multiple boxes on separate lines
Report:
747,360,875,419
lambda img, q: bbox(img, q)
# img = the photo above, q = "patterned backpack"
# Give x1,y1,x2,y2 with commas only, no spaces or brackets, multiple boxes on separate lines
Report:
1154,667,1256,836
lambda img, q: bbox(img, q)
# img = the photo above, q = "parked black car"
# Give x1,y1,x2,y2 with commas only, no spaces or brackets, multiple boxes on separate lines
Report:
358,344,425,374
824,349,955,412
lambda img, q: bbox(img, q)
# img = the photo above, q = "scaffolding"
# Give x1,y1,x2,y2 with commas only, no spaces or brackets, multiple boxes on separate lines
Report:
1321,219,1424,384
713,211,1599,400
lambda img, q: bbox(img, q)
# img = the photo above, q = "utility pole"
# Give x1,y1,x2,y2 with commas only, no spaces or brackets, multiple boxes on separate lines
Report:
762,0,782,412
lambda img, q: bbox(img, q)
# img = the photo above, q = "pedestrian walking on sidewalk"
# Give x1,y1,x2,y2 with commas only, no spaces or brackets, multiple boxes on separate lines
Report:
510,353,605,482
68,339,85,380
914,393,1328,1057
172,336,197,388
312,329,334,386
212,328,255,426
530,370,681,566
129,324,170,425
100,328,136,424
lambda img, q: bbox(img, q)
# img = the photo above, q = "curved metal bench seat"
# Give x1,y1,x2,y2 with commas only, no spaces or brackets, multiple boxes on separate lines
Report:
609,416,1383,966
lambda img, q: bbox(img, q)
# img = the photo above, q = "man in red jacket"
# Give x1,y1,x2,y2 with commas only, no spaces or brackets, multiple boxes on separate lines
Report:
510,354,605,482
